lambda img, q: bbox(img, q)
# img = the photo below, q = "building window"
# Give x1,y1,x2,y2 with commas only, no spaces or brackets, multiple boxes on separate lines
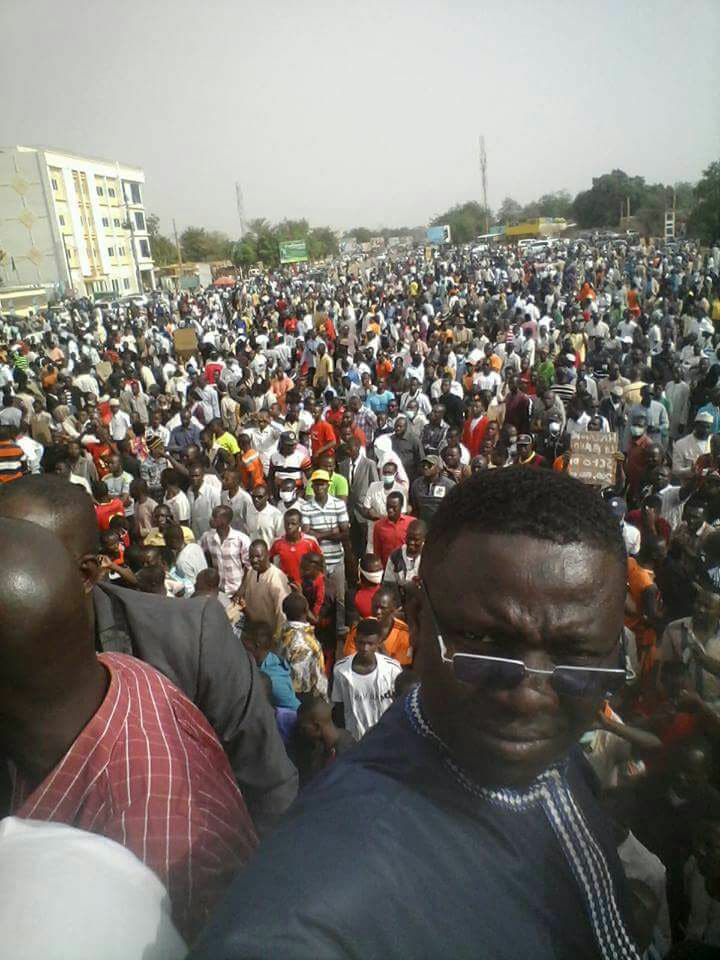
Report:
102,217,109,228
138,239,151,258
123,278,131,290
108,247,115,257
97,185,104,196
129,183,141,204
113,217,120,227
134,211,145,231
108,187,116,198
51,177,59,190
119,246,126,255
111,279,120,292
58,215,65,226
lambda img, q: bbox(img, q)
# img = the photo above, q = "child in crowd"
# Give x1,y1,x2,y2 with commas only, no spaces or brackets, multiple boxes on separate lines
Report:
242,620,300,711
280,592,327,698
291,695,356,788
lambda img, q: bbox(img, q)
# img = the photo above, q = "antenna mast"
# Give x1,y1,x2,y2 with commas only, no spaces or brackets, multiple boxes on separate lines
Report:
479,136,489,235
235,182,245,240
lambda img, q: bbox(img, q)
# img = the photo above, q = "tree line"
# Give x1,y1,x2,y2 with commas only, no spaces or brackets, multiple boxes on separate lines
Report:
147,159,720,270
431,161,719,245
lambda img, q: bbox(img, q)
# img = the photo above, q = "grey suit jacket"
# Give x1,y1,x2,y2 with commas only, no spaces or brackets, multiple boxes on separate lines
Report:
93,581,298,833
338,455,379,524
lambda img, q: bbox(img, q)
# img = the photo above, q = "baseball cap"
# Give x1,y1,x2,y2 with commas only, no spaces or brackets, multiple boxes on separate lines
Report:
696,411,714,424
310,469,331,482
109,398,120,407
280,430,297,443
421,455,442,468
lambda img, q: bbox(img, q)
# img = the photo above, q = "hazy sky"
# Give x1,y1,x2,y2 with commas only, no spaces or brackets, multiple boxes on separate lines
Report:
2,0,719,236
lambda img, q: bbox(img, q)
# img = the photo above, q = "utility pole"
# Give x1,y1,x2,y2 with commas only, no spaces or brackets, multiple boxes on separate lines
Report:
172,218,183,293
479,136,489,236
235,182,245,240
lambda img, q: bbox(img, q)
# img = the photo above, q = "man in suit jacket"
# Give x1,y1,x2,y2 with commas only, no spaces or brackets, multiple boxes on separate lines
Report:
337,437,379,560
0,475,297,834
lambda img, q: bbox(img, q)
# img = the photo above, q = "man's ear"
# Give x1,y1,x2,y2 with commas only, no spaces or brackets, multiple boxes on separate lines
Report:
79,553,100,594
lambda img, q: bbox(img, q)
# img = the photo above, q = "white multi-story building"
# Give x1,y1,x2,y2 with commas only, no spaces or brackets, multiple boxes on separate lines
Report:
0,145,156,298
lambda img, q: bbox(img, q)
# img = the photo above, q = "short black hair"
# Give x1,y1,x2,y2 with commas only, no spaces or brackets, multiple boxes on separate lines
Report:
423,467,626,568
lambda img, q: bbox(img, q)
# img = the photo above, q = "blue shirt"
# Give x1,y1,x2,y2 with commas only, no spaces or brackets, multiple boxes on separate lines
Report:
261,652,300,710
367,390,395,414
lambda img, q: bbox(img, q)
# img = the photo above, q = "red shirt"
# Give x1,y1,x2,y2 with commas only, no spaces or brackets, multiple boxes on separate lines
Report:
373,514,414,567
269,534,322,584
626,510,672,546
326,407,345,441
205,362,223,385
462,416,488,458
95,498,125,531
354,583,380,619
10,653,257,941
310,418,336,456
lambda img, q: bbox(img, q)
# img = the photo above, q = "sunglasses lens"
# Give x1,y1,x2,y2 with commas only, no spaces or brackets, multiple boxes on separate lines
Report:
553,668,625,699
452,655,525,688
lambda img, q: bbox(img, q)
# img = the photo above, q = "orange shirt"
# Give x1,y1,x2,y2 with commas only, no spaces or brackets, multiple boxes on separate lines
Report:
625,557,658,674
239,449,264,491
343,617,412,666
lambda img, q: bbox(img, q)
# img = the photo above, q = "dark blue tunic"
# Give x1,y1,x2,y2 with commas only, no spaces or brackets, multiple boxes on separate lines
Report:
190,689,639,959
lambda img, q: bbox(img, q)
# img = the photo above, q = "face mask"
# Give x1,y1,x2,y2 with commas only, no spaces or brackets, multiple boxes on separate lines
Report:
279,490,296,502
406,410,417,421
630,426,645,437
383,475,395,487
360,568,383,584
548,422,561,436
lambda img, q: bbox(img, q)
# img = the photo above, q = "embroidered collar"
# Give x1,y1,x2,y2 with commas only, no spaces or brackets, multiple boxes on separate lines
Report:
404,686,640,960
405,685,562,809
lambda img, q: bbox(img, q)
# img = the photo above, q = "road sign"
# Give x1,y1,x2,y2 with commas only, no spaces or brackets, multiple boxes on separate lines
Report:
279,240,309,264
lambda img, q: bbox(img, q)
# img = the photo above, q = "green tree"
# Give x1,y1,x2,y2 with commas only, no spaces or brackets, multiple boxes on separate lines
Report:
673,181,696,214
347,227,373,243
146,214,177,266
307,226,339,260
180,226,232,262
534,190,573,219
688,161,720,244
430,202,492,243
572,170,647,228
496,197,524,226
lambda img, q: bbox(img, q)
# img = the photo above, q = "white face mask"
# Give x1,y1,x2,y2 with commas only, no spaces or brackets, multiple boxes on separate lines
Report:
383,475,395,487
630,426,645,437
360,568,383,584
279,490,296,502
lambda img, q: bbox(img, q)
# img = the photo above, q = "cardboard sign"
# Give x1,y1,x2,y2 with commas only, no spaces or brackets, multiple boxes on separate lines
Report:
173,328,198,358
568,431,617,487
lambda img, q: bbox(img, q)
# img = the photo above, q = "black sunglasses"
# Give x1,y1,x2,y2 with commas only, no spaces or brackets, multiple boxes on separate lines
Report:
421,581,629,699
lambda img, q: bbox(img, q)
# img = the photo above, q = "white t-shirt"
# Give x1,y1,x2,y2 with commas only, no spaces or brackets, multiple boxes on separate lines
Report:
0,817,185,960
165,489,191,524
332,653,401,739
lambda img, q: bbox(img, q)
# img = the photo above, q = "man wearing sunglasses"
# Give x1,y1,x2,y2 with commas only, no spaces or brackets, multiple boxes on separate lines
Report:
191,468,640,960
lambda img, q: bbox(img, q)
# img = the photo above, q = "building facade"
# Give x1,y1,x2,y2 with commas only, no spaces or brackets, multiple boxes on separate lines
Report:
0,145,155,298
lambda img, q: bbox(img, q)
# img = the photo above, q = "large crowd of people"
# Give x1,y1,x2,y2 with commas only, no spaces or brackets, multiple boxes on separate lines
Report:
2,233,720,957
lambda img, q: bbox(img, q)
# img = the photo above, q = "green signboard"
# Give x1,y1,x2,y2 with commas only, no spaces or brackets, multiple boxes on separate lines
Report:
279,240,309,264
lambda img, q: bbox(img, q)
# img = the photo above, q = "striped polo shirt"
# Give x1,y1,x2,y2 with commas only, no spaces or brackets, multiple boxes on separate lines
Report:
299,494,349,570
0,439,25,483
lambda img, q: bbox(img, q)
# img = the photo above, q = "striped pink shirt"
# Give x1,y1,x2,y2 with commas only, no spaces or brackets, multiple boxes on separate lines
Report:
11,652,258,942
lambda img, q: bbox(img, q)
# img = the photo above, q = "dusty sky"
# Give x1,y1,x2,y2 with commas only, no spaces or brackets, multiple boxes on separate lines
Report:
2,0,719,236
